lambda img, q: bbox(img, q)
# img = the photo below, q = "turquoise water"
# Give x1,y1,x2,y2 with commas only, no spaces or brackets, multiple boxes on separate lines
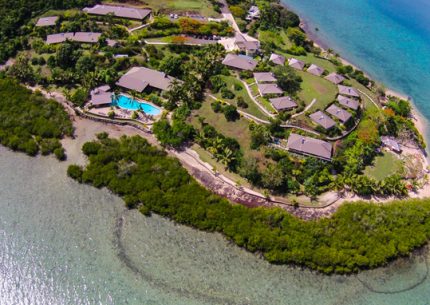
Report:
2,143,430,305
113,95,161,115
2,2,430,303
282,0,430,142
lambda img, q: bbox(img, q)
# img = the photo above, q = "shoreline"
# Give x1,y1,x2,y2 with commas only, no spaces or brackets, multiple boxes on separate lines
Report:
295,14,429,155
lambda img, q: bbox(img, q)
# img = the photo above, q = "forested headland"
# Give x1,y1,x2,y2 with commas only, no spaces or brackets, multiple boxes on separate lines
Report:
68,134,430,274
0,78,73,158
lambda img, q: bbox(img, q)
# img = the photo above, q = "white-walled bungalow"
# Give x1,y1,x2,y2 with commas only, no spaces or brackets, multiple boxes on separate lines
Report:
233,33,260,56
309,110,336,130
83,5,151,20
286,133,333,161
246,5,260,20
338,85,360,98
326,104,352,123
381,136,402,153
306,64,324,76
116,67,176,92
269,96,297,112
222,54,257,71
288,58,305,70
325,72,345,84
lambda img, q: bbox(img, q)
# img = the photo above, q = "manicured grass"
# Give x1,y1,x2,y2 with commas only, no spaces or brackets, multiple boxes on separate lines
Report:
214,76,268,120
296,70,337,110
107,0,220,17
364,151,404,181
190,98,266,162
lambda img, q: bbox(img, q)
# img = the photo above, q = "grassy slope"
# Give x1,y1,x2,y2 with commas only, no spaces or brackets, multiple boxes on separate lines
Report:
296,70,337,110
190,99,266,162
364,151,404,180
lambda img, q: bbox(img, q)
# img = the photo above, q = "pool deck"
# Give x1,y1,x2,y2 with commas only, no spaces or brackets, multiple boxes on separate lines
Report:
86,92,163,123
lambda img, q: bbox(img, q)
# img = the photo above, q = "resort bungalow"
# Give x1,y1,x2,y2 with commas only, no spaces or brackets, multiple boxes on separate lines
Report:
257,83,283,96
46,32,117,46
269,96,297,112
326,104,352,123
46,33,74,44
35,16,58,27
288,58,305,70
116,67,176,92
269,53,285,66
381,136,402,153
253,72,277,83
338,85,360,98
325,72,345,84
89,85,112,107
233,33,260,56
286,133,333,161
306,64,324,76
222,54,257,71
309,110,336,130
337,95,359,110
83,5,151,21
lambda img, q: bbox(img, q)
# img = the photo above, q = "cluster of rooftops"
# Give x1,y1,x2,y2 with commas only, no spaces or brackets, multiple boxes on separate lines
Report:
37,4,153,46
34,4,367,162
253,72,298,112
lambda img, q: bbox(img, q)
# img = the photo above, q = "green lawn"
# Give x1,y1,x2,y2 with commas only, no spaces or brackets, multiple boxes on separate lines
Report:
297,70,337,110
214,76,268,120
190,99,266,162
106,0,220,17
364,151,404,181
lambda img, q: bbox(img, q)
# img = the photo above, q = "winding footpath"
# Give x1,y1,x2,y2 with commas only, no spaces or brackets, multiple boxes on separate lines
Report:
28,86,341,219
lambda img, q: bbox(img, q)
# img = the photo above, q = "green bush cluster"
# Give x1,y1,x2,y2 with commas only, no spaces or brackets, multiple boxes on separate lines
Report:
69,135,430,274
0,78,72,158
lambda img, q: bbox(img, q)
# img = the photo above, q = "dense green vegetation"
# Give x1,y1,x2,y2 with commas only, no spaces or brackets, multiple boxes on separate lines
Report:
0,78,72,158
69,134,430,274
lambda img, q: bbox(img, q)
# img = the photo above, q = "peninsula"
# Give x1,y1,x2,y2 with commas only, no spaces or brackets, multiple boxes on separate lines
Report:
1,0,430,274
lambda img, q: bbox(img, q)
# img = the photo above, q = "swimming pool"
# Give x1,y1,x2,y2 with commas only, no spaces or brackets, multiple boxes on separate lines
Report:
112,95,161,116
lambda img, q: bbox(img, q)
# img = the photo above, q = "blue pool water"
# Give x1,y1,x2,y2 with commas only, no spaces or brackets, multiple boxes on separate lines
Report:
112,95,161,116
282,0,430,144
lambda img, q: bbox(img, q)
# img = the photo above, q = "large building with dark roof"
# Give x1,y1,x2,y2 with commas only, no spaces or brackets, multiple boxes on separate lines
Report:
116,67,176,92
286,133,333,161
222,54,257,71
83,5,151,20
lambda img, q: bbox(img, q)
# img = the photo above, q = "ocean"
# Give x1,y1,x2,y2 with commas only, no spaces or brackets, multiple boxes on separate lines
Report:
2,1,430,304
281,0,430,143
1,146,430,305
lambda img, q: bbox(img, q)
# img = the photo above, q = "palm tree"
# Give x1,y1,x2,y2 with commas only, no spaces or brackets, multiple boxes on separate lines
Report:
330,175,345,197
219,147,235,169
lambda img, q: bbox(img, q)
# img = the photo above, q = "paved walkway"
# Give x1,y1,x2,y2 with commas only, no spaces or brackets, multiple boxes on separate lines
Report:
240,80,276,118
291,98,317,118
358,88,382,112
